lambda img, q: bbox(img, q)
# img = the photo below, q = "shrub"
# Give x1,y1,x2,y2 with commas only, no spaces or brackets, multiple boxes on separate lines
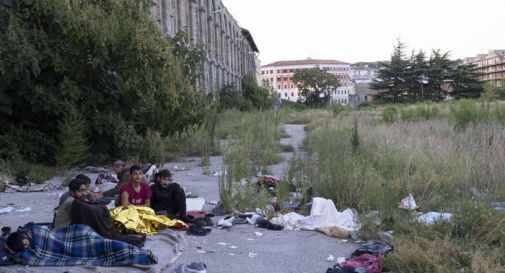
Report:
382,106,397,123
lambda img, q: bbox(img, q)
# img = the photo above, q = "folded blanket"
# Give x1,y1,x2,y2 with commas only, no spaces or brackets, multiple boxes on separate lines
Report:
11,224,156,267
110,206,187,235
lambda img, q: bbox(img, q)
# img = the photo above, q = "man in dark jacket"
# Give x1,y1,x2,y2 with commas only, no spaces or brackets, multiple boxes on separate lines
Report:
150,170,186,219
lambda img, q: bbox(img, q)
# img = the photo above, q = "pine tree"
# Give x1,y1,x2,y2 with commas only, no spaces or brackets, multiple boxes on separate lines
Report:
55,109,90,168
450,64,484,99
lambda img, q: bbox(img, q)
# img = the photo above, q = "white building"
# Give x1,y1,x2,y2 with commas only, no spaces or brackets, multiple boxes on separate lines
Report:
260,58,354,105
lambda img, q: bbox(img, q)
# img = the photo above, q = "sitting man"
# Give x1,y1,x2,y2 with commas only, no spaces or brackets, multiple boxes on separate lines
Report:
54,179,87,229
119,165,152,207
58,174,95,206
150,170,186,219
103,160,131,198
55,179,145,247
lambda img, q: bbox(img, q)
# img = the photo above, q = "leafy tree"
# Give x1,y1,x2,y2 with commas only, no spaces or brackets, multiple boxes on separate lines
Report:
0,0,207,163
371,40,409,102
371,40,483,102
292,67,340,107
55,108,90,167
450,64,484,99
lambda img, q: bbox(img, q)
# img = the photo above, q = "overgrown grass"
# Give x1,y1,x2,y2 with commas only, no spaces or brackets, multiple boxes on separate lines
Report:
291,100,505,271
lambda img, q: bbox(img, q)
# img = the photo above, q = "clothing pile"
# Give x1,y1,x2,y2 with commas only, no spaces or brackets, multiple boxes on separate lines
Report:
326,241,393,273
256,175,279,194
110,206,187,235
9,224,156,267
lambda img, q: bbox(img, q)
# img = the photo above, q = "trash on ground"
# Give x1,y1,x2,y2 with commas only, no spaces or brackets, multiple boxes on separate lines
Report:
254,231,263,237
398,193,418,211
186,197,205,211
217,216,234,228
208,200,218,205
248,252,258,258
491,202,505,212
271,212,305,230
417,212,453,225
336,257,346,265
297,197,361,232
366,210,381,226
229,245,238,249
256,218,283,231
326,255,335,262
247,214,262,225
0,207,14,215
380,230,395,240
351,241,394,257
316,226,351,239
15,207,31,213
173,262,207,273
229,253,235,256
218,242,227,246
328,241,393,273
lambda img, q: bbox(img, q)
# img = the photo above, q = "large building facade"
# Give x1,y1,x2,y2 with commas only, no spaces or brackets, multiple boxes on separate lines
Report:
151,0,259,92
463,50,505,87
260,59,354,105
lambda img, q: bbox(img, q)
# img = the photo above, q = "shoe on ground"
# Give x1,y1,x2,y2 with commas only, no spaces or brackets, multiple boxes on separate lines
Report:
187,225,211,236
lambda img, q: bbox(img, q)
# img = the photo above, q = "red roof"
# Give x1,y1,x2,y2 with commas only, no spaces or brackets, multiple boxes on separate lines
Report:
262,59,349,67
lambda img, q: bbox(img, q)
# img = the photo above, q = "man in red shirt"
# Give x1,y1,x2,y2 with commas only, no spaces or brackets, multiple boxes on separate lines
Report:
119,165,152,207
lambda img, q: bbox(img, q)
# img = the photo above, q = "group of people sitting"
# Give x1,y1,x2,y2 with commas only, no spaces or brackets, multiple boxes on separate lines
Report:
3,160,188,267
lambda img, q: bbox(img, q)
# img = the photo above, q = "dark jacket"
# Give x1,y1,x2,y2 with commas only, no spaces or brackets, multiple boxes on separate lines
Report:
150,183,186,216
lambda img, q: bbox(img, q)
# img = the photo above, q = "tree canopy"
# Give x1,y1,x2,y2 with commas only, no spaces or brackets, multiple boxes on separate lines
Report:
0,0,207,164
371,40,483,102
292,67,340,107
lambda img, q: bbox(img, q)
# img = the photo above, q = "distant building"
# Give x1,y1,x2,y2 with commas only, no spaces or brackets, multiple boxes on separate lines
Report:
463,50,505,87
351,64,377,83
260,58,354,105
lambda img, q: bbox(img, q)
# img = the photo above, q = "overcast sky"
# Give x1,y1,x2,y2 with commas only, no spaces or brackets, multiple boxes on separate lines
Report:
222,0,505,65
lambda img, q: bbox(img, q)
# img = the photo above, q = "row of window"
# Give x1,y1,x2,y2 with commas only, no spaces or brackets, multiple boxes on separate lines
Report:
278,84,295,90
261,66,350,75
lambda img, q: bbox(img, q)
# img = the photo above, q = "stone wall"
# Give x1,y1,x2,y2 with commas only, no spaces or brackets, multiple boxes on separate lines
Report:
151,0,259,92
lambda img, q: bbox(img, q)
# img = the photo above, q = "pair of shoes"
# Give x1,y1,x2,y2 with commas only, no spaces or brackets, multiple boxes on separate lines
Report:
187,225,211,236
179,215,195,223
194,215,214,226
256,219,283,231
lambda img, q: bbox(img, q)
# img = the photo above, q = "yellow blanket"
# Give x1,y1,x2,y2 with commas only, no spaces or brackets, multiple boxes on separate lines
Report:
110,206,187,235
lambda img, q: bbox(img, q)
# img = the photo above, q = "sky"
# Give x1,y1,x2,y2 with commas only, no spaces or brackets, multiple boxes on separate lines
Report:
222,0,505,65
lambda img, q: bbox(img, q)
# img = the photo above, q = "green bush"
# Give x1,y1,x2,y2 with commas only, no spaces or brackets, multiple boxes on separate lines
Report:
0,0,207,165
382,106,397,123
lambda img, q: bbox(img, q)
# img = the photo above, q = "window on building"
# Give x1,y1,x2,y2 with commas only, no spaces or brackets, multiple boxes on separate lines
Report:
278,85,281,89
284,85,287,89
261,71,265,75
291,92,294,97
285,93,288,97
270,70,273,74
282,69,288,73
283,77,288,81
277,70,280,73
291,84,293,89
277,77,281,81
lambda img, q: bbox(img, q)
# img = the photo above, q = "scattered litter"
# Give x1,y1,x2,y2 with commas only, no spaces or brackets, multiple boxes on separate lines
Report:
0,207,14,215
218,217,234,227
355,240,366,244
246,214,262,225
15,207,31,213
417,212,453,225
297,198,362,232
196,250,206,254
186,197,205,211
366,210,381,226
339,239,348,243
211,170,227,177
229,253,235,256
218,242,227,246
398,193,418,211
336,257,346,264
208,200,218,205
254,232,263,237
229,245,238,249
171,166,190,172
326,255,335,262
246,238,254,241
381,230,394,240
492,202,505,212
317,226,351,239
248,252,258,258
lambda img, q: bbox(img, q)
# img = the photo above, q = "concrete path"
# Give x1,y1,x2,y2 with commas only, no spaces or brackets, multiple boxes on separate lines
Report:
0,124,358,273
